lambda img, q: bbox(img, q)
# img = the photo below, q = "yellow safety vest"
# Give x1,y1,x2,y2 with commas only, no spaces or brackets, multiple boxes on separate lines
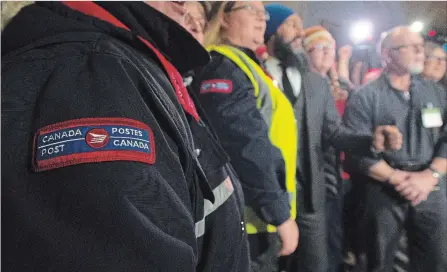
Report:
207,45,297,234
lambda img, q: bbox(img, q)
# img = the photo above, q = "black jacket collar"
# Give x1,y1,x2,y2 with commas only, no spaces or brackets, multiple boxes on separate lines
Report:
95,2,209,73
237,46,260,65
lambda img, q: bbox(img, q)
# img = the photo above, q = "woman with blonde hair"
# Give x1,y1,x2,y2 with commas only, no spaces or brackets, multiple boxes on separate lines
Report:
192,2,299,270
181,2,252,271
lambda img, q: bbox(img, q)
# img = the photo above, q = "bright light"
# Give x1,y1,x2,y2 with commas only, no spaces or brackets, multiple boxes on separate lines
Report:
350,21,373,44
410,21,424,32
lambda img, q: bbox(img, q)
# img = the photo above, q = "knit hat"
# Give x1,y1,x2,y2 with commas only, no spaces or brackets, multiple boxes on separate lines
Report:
264,4,295,43
303,25,336,52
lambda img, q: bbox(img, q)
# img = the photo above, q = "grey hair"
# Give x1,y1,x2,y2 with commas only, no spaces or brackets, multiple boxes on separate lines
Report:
1,1,34,31
376,26,408,55
377,29,394,67
376,25,417,67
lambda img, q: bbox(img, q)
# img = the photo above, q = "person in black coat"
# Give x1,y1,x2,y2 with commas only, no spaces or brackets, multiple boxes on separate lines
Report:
2,2,248,271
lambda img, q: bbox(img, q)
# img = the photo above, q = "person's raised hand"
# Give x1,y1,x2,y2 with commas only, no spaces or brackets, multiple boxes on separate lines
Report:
338,45,353,61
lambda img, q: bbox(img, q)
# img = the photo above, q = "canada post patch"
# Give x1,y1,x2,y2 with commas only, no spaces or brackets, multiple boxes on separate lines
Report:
33,118,156,172
200,79,233,94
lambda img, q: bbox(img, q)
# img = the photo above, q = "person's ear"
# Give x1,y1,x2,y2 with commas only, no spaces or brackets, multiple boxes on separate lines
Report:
221,13,231,29
382,48,391,65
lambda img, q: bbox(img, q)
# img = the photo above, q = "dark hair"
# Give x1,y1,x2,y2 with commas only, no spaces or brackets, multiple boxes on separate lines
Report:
206,2,222,22
223,2,236,13
207,1,236,21
198,2,211,21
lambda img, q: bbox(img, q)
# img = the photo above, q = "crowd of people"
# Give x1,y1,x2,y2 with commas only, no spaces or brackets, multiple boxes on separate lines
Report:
2,1,446,272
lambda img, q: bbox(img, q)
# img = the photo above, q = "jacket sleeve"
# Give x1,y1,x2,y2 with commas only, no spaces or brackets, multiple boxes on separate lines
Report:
434,83,447,159
2,52,199,271
318,74,374,154
342,90,381,175
193,56,290,226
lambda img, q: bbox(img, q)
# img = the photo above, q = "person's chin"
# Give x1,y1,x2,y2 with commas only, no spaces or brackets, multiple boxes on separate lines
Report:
290,41,303,51
408,65,424,75
252,40,264,51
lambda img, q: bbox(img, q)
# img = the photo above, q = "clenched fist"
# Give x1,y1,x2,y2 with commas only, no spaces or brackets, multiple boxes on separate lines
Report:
373,125,403,151
277,218,299,256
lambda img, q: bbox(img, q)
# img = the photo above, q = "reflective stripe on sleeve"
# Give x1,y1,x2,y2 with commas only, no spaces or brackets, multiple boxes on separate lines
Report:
195,176,234,237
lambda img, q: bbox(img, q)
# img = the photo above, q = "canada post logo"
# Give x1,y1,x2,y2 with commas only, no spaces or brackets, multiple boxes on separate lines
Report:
200,79,233,94
86,128,109,148
33,118,156,172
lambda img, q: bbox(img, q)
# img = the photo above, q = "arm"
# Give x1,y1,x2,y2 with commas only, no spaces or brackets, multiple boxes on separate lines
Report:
337,45,352,83
337,59,350,83
342,91,412,187
393,114,446,206
432,86,447,169
193,57,290,227
2,53,199,270
321,76,374,154
342,90,382,176
367,159,399,182
393,157,445,206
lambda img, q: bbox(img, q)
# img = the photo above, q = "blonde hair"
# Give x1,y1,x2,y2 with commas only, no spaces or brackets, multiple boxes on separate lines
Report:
1,1,33,31
203,1,230,47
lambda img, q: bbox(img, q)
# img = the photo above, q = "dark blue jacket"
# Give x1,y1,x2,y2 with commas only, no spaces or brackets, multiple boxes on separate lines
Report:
2,2,249,271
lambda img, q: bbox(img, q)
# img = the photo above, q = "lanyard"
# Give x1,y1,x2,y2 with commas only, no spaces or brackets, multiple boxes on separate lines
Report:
62,1,200,122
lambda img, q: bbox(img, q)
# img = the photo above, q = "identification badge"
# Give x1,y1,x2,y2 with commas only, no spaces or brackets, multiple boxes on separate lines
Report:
422,107,443,128
33,118,156,172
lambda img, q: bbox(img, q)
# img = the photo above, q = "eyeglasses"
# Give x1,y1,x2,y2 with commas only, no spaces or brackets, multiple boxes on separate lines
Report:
390,43,424,52
426,55,447,62
224,4,270,21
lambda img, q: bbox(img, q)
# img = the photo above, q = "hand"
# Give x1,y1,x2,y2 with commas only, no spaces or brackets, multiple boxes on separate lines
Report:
329,66,339,82
338,45,353,61
394,170,439,206
388,169,419,204
388,169,412,186
373,125,402,151
276,218,299,256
